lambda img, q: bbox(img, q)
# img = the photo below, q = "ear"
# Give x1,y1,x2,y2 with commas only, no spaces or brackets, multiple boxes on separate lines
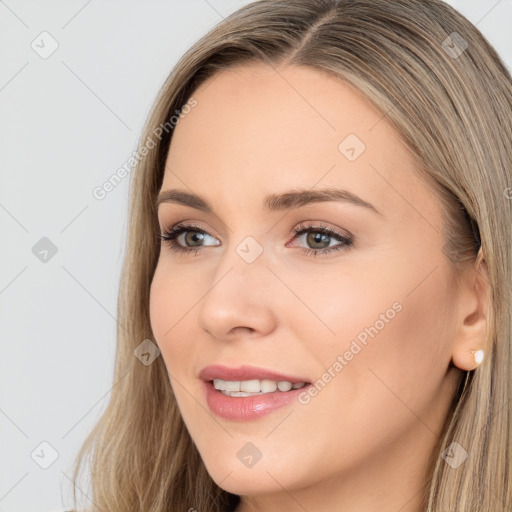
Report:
451,248,489,371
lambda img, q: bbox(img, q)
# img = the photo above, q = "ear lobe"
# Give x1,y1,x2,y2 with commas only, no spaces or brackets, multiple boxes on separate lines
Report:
451,249,489,372
452,348,485,372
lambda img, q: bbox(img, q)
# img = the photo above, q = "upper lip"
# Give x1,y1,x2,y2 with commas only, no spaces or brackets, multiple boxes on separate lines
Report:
199,364,310,384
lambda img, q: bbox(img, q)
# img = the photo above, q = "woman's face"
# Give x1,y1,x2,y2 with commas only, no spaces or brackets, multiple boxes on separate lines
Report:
149,63,462,501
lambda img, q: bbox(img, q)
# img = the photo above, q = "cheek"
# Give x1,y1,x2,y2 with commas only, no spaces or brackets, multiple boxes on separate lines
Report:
301,256,456,416
149,264,196,374
294,268,401,376
276,270,455,477
335,270,455,420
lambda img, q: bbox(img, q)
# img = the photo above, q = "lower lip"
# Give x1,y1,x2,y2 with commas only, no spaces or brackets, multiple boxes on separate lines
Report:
203,381,310,421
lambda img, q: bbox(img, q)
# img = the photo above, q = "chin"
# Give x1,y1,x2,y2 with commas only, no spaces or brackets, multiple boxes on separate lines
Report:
199,450,310,496
210,467,289,496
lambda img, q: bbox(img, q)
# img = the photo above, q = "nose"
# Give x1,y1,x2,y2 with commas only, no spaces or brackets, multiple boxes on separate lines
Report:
196,240,279,342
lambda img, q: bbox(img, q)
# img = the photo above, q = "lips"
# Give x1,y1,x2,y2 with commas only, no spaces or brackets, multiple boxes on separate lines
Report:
199,364,312,421
199,364,310,384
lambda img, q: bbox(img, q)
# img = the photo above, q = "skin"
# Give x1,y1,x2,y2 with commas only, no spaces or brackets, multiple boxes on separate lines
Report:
149,63,488,512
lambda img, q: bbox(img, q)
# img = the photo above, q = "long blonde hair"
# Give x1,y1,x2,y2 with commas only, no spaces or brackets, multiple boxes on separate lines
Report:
71,1,512,510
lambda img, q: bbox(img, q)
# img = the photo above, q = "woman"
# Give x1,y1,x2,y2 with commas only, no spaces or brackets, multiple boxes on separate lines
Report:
71,1,512,510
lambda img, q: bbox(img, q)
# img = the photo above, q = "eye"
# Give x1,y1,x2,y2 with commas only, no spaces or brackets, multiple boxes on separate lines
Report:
158,221,353,257
158,222,220,255
288,222,353,257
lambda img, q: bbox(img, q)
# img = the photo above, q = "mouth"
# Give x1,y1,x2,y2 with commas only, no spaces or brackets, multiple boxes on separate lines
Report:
199,364,312,420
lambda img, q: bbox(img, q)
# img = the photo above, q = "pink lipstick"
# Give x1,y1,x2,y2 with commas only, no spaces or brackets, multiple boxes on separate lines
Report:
199,364,311,421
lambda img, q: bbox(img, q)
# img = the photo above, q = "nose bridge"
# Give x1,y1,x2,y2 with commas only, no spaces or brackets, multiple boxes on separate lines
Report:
196,233,278,338
207,232,271,304
214,230,270,286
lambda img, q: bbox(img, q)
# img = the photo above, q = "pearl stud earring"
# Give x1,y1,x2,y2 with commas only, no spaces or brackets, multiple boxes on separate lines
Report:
472,349,484,365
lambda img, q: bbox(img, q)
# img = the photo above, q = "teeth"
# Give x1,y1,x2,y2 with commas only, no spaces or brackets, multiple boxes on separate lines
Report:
240,379,260,392
225,391,255,397
224,380,240,392
212,378,307,396
213,378,227,391
277,381,292,391
261,379,277,393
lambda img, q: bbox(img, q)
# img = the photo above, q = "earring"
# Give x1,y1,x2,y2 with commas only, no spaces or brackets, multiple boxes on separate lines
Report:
471,349,484,365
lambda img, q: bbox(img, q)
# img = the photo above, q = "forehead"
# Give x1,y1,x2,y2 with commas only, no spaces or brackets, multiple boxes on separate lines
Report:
162,62,440,226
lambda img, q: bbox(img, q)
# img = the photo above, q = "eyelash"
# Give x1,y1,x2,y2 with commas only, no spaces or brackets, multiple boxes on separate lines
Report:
157,221,353,258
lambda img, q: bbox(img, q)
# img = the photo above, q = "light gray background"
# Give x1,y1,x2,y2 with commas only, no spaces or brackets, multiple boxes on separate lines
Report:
1,1,510,511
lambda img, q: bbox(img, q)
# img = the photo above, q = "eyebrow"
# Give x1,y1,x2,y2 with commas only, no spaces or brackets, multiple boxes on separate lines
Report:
155,187,382,216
